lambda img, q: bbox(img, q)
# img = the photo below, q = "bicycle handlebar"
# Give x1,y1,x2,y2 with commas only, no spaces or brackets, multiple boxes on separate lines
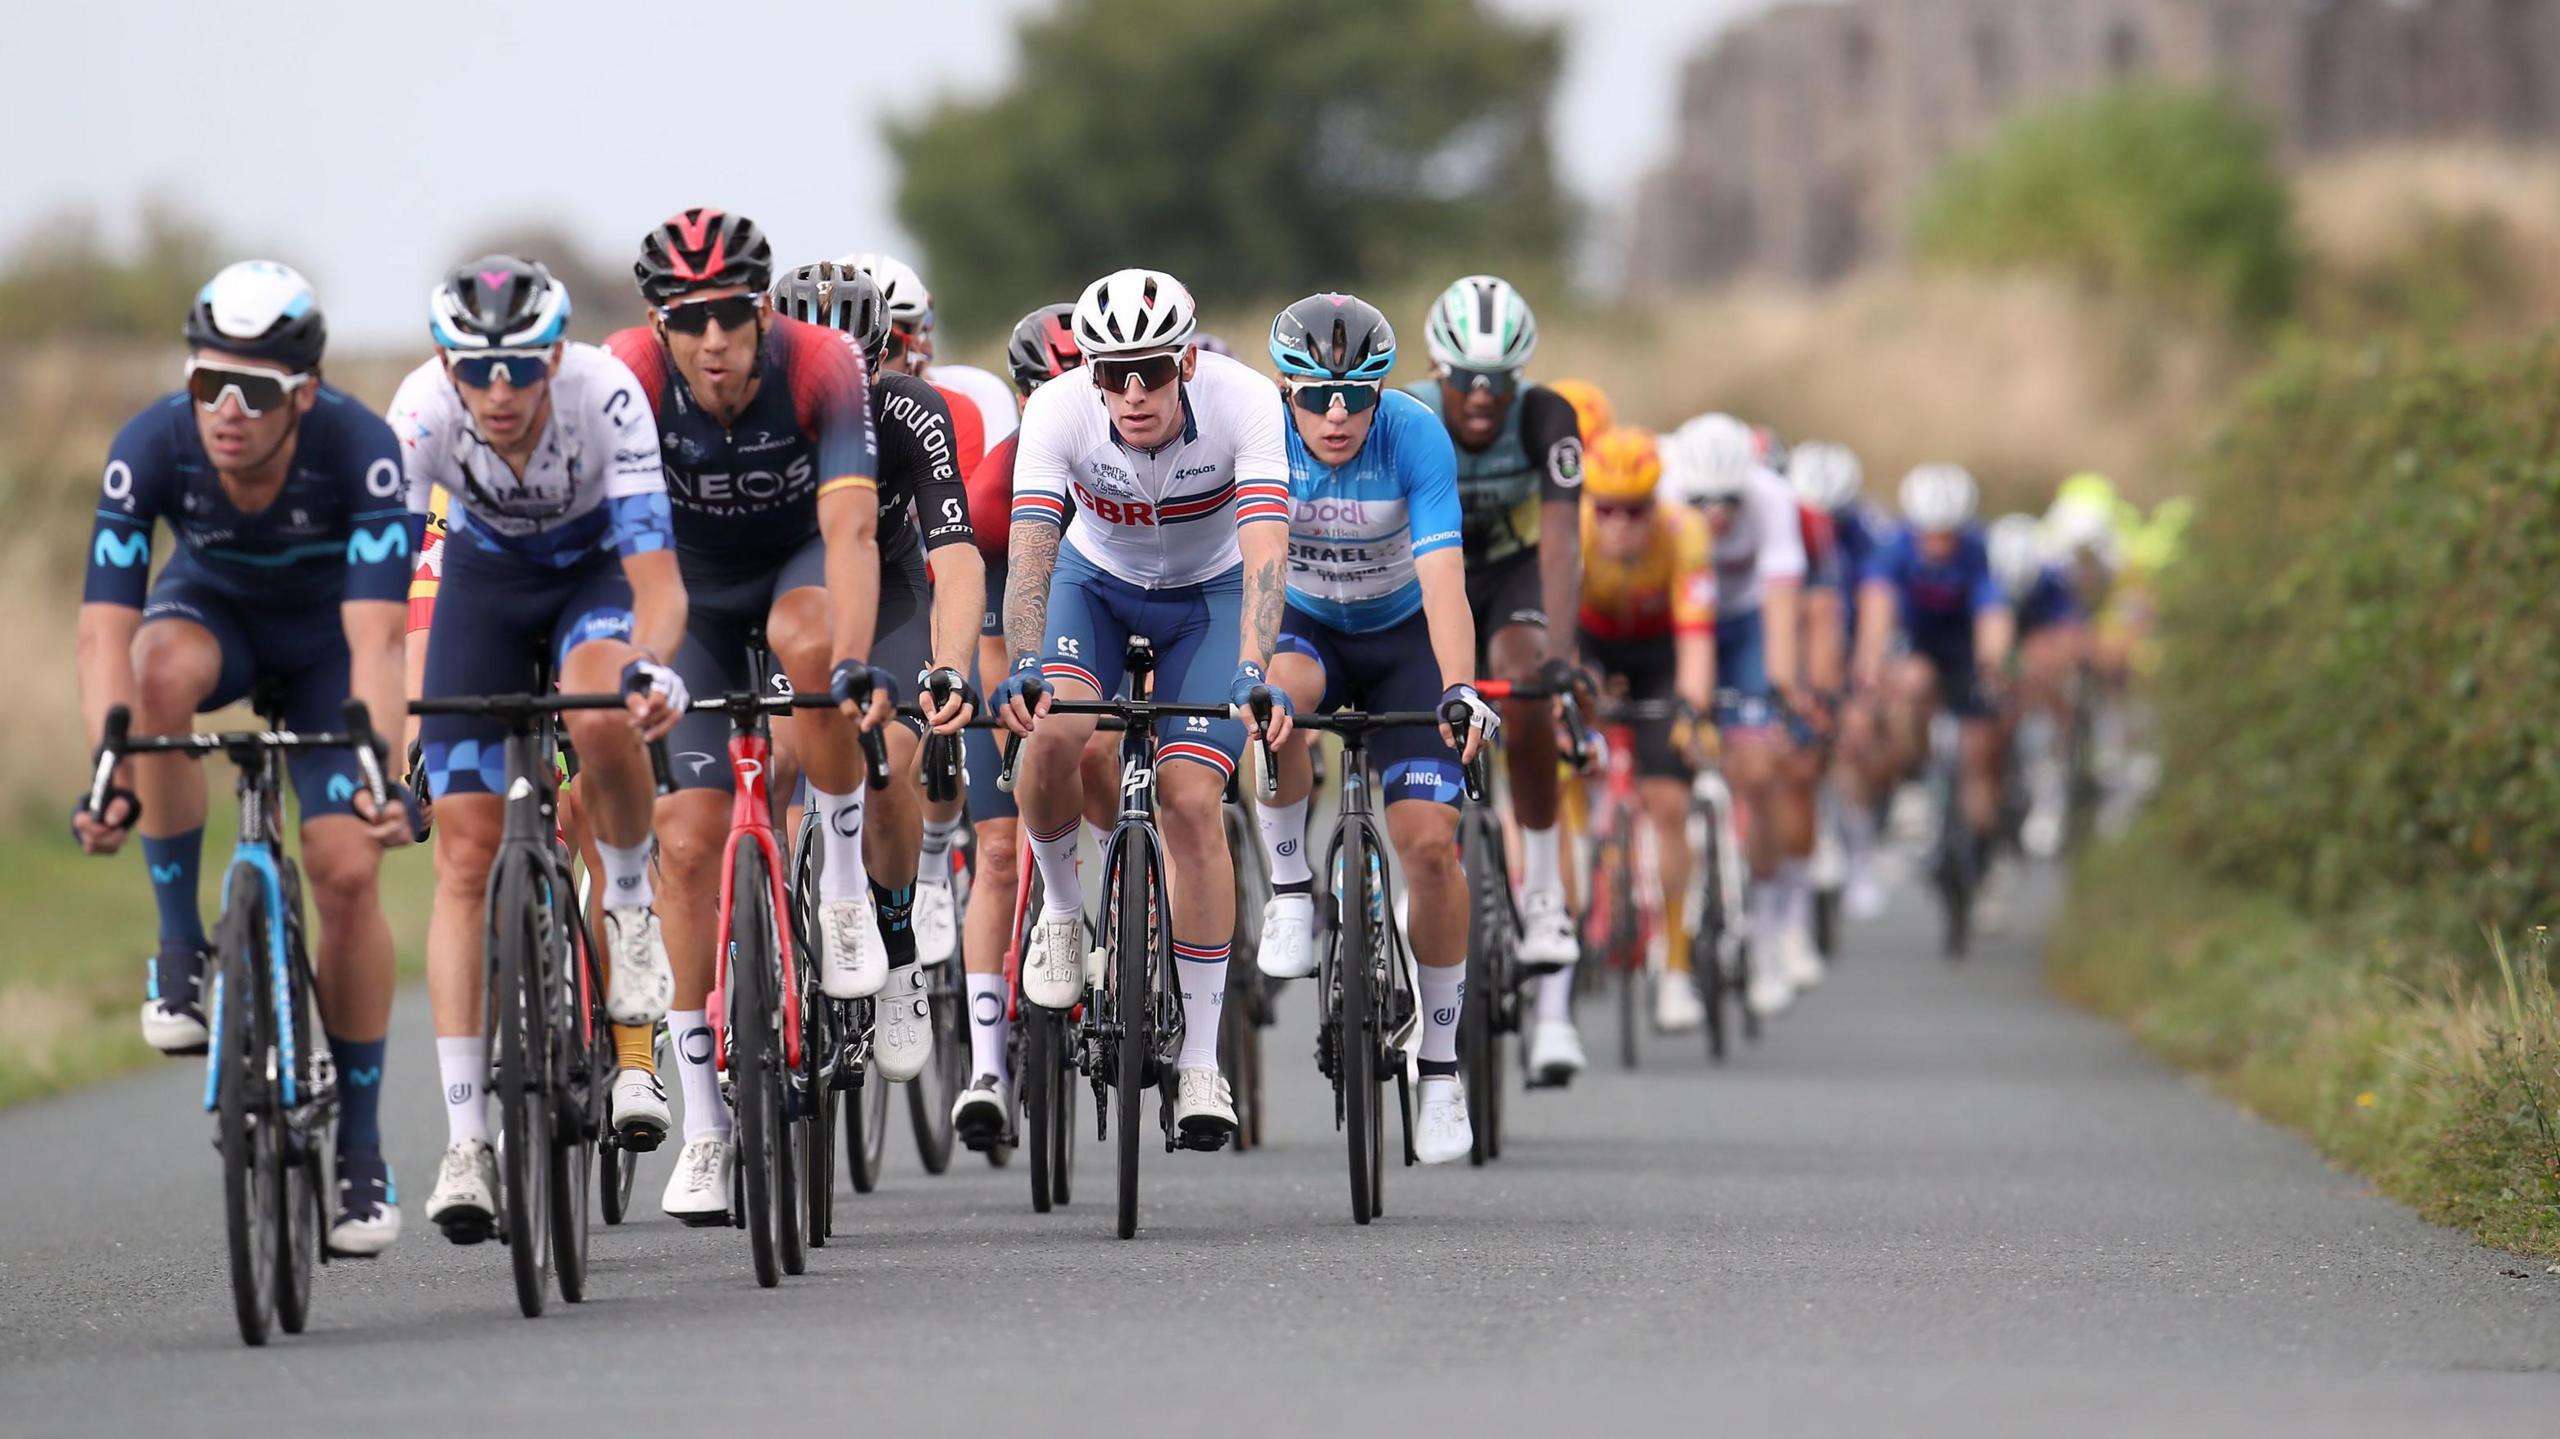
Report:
85,699,395,829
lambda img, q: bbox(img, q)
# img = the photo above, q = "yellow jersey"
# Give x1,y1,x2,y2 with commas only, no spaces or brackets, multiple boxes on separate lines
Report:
1579,499,1713,644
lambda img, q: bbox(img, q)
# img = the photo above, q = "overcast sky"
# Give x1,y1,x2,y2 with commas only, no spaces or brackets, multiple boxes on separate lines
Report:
1,0,1759,344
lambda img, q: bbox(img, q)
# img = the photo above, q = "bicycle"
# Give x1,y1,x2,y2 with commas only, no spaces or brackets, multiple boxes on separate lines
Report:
1255,698,1453,1223
1219,769,1275,1153
999,636,1262,1239
907,684,975,1175
85,691,393,1346
1927,711,1978,960
996,822,1078,1211
406,678,635,1318
1582,700,1675,1073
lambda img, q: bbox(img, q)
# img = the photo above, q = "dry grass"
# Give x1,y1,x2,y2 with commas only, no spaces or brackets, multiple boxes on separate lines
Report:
2296,145,2560,320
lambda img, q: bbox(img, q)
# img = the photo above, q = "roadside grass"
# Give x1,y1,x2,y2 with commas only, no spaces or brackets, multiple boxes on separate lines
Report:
0,788,436,1107
2052,820,2560,1261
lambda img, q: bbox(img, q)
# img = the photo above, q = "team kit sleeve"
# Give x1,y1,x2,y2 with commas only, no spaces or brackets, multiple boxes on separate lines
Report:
1399,402,1464,557
1672,509,1716,634
900,381,977,551
1008,383,1073,532
790,323,880,501
408,488,448,634
589,349,675,557
1969,537,2011,614
1520,385,1585,504
1230,382,1292,526
338,407,415,605
1753,473,1807,590
82,408,169,608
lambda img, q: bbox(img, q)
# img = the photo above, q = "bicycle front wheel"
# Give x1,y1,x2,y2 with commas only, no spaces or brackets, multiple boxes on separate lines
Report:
1458,819,1505,1167
1111,828,1154,1240
489,851,553,1319
906,955,966,1174
729,843,791,1286
213,883,279,1346
1339,826,1379,1225
549,879,603,1302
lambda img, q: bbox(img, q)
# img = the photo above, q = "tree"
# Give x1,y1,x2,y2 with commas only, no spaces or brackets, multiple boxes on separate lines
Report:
0,201,225,342
888,0,1569,335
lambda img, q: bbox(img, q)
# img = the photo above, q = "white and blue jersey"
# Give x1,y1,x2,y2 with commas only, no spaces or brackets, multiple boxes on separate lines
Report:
1280,389,1462,634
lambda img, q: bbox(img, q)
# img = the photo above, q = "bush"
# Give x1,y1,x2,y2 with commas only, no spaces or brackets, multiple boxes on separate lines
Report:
1911,86,2299,329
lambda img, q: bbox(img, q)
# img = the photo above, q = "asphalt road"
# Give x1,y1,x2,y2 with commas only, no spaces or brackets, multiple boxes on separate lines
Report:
4,868,2557,1436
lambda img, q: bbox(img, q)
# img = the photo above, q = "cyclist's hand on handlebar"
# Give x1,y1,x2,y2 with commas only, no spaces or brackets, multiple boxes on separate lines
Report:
1229,662,1292,747
621,657,690,741
829,659,897,733
991,657,1049,736
1439,682,1500,765
69,795,134,856
919,666,979,735
351,780,424,849
1537,655,1596,706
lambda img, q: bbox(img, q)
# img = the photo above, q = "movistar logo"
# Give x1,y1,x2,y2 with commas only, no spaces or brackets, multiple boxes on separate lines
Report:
93,531,151,569
149,862,184,884
326,775,357,804
347,524,409,565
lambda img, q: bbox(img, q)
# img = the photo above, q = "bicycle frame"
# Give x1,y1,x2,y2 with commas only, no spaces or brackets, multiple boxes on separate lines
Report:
206,741,302,1114
707,704,800,1075
1583,718,1663,978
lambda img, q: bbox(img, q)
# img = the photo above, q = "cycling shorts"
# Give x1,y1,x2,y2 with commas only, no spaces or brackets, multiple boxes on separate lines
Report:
964,643,1016,823
141,560,368,821
666,527,928,793
417,546,635,798
1277,606,1463,807
1464,549,1545,670
1580,632,1689,782
1907,624,1992,720
1041,546,1244,779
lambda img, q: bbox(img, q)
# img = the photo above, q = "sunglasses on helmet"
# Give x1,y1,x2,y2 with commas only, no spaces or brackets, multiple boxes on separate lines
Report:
1440,364,1519,397
656,293,764,336
1092,352,1183,393
446,349,554,390
184,358,312,417
1287,379,1382,415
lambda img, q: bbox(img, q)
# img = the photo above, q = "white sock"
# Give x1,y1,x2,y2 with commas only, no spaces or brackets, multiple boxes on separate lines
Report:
813,788,869,904
595,837,654,910
919,814,962,888
1258,796,1313,888
1419,964,1465,1065
1521,825,1562,900
670,1009,729,1141
1842,802,1877,872
1782,860,1814,934
1753,878,1788,957
1028,816,1084,916
1175,953,1227,1069
437,1036,488,1146
1536,966,1575,1024
967,972,1010,1084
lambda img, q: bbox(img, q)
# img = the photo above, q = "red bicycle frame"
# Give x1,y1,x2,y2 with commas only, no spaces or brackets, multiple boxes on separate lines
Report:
706,726,802,1072
1582,719,1660,972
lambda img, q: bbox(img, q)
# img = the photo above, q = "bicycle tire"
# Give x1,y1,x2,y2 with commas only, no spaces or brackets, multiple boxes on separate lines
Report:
274,897,320,1336
214,889,277,1346
799,974,837,1247
1340,824,1379,1225
905,957,965,1174
550,878,602,1303
1024,1008,1058,1213
730,844,786,1287
1218,966,1263,1154
1458,820,1502,1167
1112,828,1152,1240
844,1020,890,1194
490,851,553,1319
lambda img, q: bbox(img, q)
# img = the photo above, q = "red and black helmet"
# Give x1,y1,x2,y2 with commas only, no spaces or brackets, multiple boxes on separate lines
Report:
1004,302,1081,396
634,207,773,305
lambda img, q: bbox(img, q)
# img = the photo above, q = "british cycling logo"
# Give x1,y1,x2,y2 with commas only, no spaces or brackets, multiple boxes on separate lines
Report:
93,532,151,569
1086,462,1137,497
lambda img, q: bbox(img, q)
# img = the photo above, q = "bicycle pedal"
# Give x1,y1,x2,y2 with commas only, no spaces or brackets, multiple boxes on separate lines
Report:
436,1214,495,1247
614,1121,667,1155
1174,1129,1232,1153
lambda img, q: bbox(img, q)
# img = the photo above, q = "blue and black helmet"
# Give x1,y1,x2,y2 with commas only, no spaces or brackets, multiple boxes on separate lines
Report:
430,255,570,351
1268,293,1397,383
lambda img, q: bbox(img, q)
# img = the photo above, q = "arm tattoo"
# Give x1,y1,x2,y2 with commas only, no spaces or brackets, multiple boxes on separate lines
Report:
1004,524,1060,666
1244,552,1285,667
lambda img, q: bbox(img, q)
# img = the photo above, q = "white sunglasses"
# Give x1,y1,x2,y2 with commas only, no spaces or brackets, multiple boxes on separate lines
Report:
183,358,313,417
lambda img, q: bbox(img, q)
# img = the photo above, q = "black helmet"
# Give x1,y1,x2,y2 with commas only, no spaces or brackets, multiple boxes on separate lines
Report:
1268,294,1396,383
770,261,888,365
634,207,773,305
183,260,327,373
430,255,570,350
1004,303,1081,395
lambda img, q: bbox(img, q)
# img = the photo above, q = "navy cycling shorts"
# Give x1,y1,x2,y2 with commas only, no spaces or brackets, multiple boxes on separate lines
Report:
141,561,367,823
1041,547,1243,780
1908,625,1992,720
1276,606,1463,807
418,545,634,798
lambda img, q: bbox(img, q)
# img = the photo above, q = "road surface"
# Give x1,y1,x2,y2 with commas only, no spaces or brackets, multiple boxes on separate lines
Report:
4,869,2556,1436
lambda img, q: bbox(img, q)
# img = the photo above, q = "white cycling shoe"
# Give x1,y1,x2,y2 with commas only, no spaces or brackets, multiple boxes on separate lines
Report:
1780,928,1826,990
603,906,674,1026
913,881,959,967
611,1067,671,1152
1257,893,1317,980
1654,976,1706,1033
327,1151,400,1257
1517,891,1578,975
662,1135,731,1227
425,1139,499,1244
951,1073,1010,1148
1413,1075,1472,1164
1529,1020,1586,1085
1023,908,1087,1010
872,964,933,1082
1843,872,1888,923
1746,965,1796,1018
1173,1066,1237,1141
819,895,890,1000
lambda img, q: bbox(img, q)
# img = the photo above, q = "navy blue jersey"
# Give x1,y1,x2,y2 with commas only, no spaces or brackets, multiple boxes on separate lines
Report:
85,387,410,611
2013,565,2082,636
1860,524,2006,638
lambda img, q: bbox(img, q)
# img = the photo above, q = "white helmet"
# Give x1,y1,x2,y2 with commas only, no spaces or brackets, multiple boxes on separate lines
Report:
1787,441,1863,512
1667,413,1758,505
1073,268,1198,357
2041,494,2120,568
839,252,931,327
1424,274,1538,371
1899,464,1978,533
1986,513,2046,597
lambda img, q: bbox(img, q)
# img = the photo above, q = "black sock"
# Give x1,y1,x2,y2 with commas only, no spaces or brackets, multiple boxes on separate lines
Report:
873,880,918,968
1418,1057,1460,1078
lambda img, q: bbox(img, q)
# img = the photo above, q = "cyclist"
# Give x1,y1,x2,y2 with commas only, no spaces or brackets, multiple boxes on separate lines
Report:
1575,426,1715,1034
844,250,1016,450
1788,441,1895,919
767,258,986,1068
1988,512,2085,858
1665,413,1806,1018
75,260,421,1256
385,254,688,1244
604,210,896,1224
1245,293,1493,1164
1402,275,1587,1079
995,267,1292,1142
1857,465,2013,893
1774,449,1845,989
1545,377,1614,444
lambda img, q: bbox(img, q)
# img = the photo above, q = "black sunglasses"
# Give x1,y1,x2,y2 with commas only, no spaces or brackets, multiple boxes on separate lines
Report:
1441,364,1519,397
1092,353,1183,393
1288,380,1382,415
657,293,763,336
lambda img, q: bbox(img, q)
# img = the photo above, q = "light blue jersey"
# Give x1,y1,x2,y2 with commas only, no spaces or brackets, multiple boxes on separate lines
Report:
1281,389,1463,633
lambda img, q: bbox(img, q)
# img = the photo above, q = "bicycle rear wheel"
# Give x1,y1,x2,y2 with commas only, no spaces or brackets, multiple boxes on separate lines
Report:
490,851,553,1319
549,884,603,1303
214,886,279,1346
274,899,321,1337
1219,966,1264,1154
1339,827,1379,1225
1110,829,1153,1240
906,956,966,1174
730,844,789,1286
1458,820,1504,1167
843,1012,890,1194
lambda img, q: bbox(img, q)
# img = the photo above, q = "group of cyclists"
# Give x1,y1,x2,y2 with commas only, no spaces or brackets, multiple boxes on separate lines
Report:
69,210,2172,1278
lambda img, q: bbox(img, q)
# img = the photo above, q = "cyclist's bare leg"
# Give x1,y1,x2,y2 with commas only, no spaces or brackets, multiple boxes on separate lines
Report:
1017,673,1101,913
866,724,924,892
1959,715,2005,838
1079,726,1119,833
1158,760,1237,1078
299,815,393,1041
962,819,1018,979
1490,622,1557,832
127,619,216,845
1639,777,1691,972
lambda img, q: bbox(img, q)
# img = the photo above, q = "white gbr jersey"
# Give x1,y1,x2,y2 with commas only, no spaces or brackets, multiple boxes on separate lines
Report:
1009,349,1290,588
